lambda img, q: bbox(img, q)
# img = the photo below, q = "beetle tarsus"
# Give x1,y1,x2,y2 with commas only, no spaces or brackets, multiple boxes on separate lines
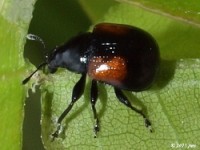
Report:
90,80,100,138
51,124,61,141
93,119,100,138
144,118,153,132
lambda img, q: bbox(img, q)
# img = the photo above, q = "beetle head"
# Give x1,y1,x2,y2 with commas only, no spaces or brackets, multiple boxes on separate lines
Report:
45,48,59,74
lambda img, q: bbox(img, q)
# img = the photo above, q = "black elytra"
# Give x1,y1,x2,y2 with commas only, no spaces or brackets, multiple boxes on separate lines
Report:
23,23,160,139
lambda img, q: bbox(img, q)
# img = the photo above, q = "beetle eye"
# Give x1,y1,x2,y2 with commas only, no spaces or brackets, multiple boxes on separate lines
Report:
48,67,57,73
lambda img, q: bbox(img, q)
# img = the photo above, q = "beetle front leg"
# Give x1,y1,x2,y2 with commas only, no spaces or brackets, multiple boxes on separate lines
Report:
114,88,152,132
90,80,100,138
51,73,86,139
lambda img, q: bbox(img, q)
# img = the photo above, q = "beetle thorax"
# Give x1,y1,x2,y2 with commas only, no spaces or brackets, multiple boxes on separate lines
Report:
47,48,87,74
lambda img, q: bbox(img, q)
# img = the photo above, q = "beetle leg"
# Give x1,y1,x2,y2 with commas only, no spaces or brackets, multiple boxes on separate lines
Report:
90,80,100,138
52,73,86,139
114,88,152,132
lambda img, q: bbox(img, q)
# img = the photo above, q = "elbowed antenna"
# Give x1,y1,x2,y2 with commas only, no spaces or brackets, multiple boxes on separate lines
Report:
23,34,48,84
22,62,47,85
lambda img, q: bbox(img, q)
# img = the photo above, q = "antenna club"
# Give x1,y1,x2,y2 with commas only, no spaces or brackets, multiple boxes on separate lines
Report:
26,34,46,49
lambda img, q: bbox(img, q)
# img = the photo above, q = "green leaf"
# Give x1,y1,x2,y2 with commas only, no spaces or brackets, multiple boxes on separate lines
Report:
122,0,200,24
0,0,36,149
79,0,117,22
42,59,200,149
34,1,200,149
102,3,200,60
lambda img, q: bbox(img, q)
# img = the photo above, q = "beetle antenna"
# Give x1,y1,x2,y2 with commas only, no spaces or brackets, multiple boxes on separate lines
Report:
22,62,47,85
26,34,46,49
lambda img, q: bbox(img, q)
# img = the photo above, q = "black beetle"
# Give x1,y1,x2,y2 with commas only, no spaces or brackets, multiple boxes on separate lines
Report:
23,23,159,138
